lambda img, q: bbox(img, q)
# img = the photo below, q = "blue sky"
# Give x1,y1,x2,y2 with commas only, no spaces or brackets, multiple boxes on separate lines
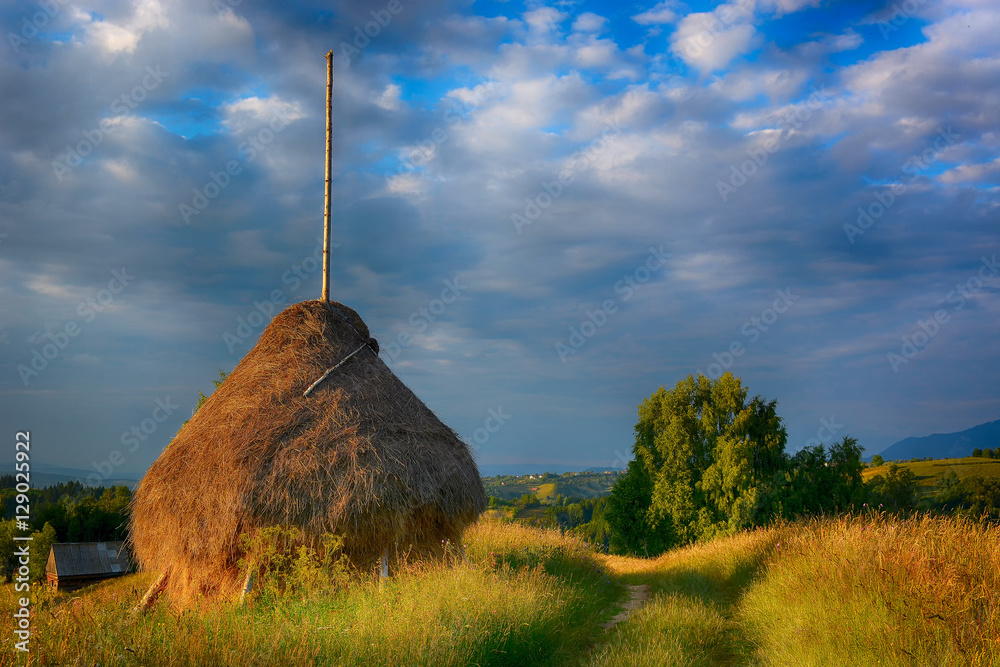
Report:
1,0,998,480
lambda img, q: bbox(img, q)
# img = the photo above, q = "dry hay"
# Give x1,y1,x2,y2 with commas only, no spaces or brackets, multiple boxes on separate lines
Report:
129,300,486,606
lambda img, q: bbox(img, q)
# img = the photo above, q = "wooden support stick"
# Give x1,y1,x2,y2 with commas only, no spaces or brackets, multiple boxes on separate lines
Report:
132,570,169,616
322,50,334,302
239,568,256,605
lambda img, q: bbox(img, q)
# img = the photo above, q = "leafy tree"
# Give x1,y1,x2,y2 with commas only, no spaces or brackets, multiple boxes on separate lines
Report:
572,497,611,551
183,368,229,426
936,475,1000,517
866,464,917,510
828,437,866,509
783,444,829,517
934,470,961,503
604,458,672,556
514,493,540,512
618,373,789,551
871,454,884,467
29,523,57,582
972,448,983,458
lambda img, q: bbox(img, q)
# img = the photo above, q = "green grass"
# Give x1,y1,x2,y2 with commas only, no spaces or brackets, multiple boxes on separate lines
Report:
1,520,620,666
4,514,996,666
864,456,1000,493
590,513,1000,667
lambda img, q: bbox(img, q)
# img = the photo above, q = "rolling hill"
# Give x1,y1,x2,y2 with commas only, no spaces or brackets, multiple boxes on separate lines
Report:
876,418,1000,461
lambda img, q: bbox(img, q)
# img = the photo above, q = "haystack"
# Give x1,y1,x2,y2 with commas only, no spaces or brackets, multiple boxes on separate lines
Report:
129,300,486,606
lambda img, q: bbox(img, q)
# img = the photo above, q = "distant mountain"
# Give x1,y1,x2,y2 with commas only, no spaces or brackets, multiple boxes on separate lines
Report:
10,462,139,488
877,419,1000,461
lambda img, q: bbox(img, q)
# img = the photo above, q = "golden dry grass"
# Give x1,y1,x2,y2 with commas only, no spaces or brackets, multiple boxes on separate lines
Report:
742,513,1000,666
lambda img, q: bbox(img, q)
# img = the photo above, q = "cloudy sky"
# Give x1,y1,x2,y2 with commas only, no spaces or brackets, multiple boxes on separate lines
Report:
1,0,998,481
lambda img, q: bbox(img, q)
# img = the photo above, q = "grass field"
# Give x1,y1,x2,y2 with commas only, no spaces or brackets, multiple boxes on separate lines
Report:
864,456,1000,493
3,514,997,666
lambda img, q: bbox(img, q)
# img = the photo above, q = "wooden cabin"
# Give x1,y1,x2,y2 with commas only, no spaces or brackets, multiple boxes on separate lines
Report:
45,542,131,591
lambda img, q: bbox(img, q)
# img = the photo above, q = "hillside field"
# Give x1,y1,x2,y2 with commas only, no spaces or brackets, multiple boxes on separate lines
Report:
482,470,623,502
864,456,1000,493
3,513,997,666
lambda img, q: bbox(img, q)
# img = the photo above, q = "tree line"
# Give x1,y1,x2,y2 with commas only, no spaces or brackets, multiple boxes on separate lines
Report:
0,478,131,582
492,373,1000,558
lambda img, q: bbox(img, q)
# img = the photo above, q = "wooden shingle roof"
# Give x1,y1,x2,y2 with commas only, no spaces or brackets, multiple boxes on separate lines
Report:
46,541,131,578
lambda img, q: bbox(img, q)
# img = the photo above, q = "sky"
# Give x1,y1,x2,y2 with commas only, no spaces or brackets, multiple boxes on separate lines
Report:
1,0,998,481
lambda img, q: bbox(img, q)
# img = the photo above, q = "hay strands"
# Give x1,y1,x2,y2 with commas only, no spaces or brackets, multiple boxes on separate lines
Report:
303,342,368,397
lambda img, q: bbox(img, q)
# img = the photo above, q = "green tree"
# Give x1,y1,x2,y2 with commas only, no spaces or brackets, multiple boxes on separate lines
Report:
183,368,229,426
866,464,917,510
622,373,788,551
871,454,884,467
972,448,983,458
29,523,57,582
604,458,672,556
828,436,865,510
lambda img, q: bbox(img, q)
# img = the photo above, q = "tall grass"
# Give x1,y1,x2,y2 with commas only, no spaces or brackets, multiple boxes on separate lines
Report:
592,513,999,667
742,513,1000,666
0,519,619,666
3,514,994,666
587,527,781,667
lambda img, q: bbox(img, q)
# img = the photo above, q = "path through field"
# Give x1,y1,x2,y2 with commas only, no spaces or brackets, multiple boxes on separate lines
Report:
600,584,650,631
580,529,779,666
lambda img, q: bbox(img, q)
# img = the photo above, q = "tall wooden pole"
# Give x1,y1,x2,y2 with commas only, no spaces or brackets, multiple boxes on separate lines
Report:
322,51,334,302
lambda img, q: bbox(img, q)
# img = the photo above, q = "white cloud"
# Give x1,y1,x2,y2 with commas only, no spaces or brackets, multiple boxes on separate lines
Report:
939,158,1000,184
376,84,402,111
672,18,758,71
572,13,607,33
632,2,679,25
523,7,566,34
85,0,171,56
221,96,305,136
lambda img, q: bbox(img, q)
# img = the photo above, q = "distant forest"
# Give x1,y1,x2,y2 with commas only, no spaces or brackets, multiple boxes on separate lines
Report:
0,477,130,582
